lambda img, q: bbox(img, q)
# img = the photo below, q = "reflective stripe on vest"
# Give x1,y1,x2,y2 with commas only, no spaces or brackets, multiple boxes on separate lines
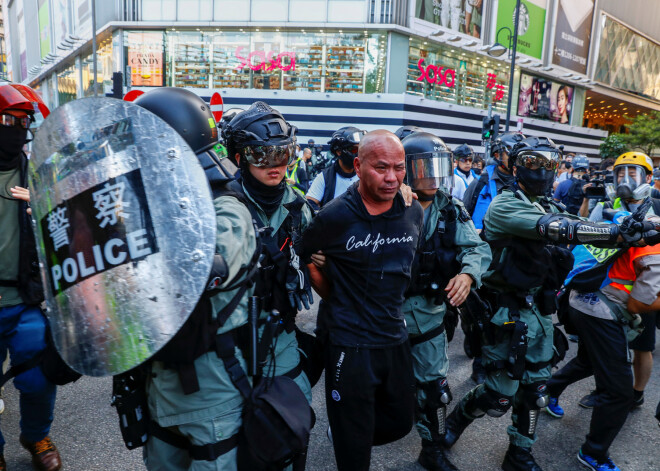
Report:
606,244,660,294
472,165,498,230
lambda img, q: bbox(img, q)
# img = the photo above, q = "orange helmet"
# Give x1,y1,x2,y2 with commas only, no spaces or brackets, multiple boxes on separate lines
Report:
0,83,50,118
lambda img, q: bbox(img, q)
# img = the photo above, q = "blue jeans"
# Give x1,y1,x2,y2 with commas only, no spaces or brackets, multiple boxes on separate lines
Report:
0,304,56,452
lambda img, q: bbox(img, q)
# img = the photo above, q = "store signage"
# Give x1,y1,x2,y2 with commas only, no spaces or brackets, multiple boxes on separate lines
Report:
127,32,164,87
235,47,296,72
416,58,456,87
496,0,547,60
552,0,594,74
486,73,506,101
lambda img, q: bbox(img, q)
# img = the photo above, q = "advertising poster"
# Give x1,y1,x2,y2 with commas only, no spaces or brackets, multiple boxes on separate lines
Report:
552,0,594,74
415,0,485,39
518,73,573,124
53,0,71,46
38,0,52,59
16,0,28,81
75,0,92,38
127,32,164,87
495,0,546,60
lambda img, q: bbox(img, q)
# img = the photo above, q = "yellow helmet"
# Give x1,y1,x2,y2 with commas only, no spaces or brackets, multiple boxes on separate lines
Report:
613,152,653,174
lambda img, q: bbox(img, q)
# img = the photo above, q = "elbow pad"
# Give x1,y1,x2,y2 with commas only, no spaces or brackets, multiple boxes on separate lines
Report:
536,214,619,245
206,254,229,292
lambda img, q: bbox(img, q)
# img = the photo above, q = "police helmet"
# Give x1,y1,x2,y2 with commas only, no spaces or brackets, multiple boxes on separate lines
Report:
402,132,454,192
329,126,366,154
394,125,423,141
492,132,525,155
134,87,218,154
572,155,590,172
509,137,562,196
222,101,297,168
220,108,244,128
453,144,475,161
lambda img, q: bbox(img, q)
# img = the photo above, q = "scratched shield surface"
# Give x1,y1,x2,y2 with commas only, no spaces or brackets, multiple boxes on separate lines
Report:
30,97,216,376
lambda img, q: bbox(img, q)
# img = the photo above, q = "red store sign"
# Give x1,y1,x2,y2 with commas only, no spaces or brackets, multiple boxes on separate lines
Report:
416,58,456,87
235,46,296,72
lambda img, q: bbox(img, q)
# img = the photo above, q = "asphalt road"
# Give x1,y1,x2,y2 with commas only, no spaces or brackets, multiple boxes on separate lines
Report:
1,304,659,471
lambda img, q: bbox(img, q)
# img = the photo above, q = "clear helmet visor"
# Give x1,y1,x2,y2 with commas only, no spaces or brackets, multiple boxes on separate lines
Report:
614,165,645,190
406,151,454,191
515,151,561,171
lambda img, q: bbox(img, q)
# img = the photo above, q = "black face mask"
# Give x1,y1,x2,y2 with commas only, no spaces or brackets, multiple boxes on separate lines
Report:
516,166,555,196
338,150,356,169
242,164,286,218
473,167,482,176
0,126,28,170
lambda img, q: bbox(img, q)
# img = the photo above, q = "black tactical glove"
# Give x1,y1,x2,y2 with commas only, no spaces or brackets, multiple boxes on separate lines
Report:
286,245,314,311
617,198,655,245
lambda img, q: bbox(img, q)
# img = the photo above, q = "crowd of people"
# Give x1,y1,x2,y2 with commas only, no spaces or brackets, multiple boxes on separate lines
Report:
0,81,659,471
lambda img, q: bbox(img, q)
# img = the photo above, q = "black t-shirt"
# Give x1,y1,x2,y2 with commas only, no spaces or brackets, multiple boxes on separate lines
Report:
302,183,424,348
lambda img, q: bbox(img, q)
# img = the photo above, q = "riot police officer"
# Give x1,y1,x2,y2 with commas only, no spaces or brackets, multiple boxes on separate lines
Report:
553,154,590,216
441,137,659,471
133,87,258,470
222,101,314,415
394,125,423,141
306,126,365,210
462,132,525,385
401,132,492,471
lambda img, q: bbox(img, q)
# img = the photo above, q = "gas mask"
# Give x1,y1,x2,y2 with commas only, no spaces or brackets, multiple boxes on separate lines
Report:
614,165,651,201
514,151,560,196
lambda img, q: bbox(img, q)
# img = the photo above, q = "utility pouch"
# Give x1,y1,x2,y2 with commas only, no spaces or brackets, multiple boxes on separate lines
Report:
537,289,559,316
551,324,569,368
111,366,150,450
505,320,528,380
237,376,314,470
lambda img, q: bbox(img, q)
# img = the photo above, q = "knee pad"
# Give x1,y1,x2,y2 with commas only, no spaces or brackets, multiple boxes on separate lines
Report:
471,387,512,418
419,378,452,410
520,381,549,410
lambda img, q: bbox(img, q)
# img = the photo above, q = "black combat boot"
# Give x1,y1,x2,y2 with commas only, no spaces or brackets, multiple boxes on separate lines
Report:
470,357,487,385
418,440,459,471
501,444,543,471
439,407,472,449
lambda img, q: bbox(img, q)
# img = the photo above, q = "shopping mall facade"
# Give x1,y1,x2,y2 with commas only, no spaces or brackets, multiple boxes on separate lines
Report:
3,0,660,157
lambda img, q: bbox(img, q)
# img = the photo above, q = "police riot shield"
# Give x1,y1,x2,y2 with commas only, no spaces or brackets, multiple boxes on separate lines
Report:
30,98,216,377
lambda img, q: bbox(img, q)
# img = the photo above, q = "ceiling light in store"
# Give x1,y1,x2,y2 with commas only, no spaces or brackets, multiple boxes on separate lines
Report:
424,42,428,45
196,28,200,31
320,30,323,33
614,109,618,112
619,102,624,105
607,105,611,108
588,103,593,106
586,96,591,99
339,30,342,33
623,108,627,110
600,100,605,103
486,43,507,57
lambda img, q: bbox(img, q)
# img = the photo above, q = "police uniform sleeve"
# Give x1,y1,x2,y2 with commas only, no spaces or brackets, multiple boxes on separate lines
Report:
452,201,492,287
213,195,257,288
483,192,549,240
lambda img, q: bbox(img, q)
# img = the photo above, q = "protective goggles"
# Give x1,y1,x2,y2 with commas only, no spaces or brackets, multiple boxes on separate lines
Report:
516,151,561,171
242,141,296,168
456,156,474,163
0,113,32,130
406,151,454,191
614,165,646,190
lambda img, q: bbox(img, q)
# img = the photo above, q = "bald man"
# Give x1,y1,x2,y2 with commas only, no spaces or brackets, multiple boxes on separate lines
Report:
302,130,424,471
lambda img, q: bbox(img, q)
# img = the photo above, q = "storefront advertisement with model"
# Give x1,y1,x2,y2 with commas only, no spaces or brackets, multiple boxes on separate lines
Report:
518,72,573,124
495,0,547,60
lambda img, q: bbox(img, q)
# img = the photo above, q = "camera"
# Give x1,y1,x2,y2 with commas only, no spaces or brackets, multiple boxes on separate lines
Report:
584,170,613,200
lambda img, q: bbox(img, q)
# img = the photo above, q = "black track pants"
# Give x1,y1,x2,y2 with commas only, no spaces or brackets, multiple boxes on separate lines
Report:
325,342,416,471
546,307,633,461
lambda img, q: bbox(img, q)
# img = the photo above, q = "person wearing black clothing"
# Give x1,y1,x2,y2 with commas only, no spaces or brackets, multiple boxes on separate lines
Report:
302,130,423,471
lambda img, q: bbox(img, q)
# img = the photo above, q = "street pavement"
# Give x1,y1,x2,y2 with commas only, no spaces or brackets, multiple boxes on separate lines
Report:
1,301,659,470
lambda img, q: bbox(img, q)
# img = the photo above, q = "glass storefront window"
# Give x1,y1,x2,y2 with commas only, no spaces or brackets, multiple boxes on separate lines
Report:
406,39,509,112
57,63,79,105
124,31,165,87
212,31,251,89
163,29,385,94
81,38,114,97
284,32,324,92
